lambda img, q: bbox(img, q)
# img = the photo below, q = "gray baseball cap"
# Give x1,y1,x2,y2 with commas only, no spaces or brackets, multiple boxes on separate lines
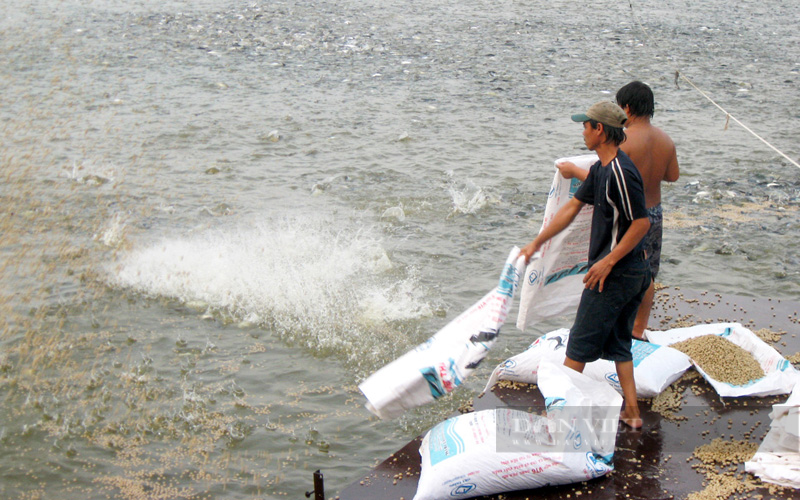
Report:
571,101,627,128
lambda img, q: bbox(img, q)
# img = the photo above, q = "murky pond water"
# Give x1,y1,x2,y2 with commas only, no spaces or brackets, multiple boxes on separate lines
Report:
1,0,798,497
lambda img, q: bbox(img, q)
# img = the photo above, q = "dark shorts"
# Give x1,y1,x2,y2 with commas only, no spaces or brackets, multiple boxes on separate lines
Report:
642,204,663,279
565,259,650,363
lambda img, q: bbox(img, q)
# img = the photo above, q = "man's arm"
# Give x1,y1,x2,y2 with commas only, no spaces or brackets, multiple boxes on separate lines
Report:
583,217,650,292
663,145,680,182
556,161,589,181
520,197,585,263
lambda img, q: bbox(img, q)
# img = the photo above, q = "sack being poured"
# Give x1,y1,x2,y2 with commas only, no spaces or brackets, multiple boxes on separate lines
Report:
516,154,597,331
359,247,527,419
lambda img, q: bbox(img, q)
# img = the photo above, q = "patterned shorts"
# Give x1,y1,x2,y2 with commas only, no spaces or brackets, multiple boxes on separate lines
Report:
643,204,663,279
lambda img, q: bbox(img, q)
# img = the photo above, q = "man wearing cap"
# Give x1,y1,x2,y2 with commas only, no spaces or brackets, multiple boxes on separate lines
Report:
520,101,650,429
560,82,680,341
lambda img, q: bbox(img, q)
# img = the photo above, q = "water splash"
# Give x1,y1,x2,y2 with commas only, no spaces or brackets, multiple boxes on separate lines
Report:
62,159,116,186
381,205,406,222
107,214,435,364
446,172,492,216
94,213,128,248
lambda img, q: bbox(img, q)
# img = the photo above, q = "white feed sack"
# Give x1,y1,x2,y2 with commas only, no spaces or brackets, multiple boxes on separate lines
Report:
647,323,800,397
482,328,692,398
359,247,526,420
517,154,598,331
746,384,800,488
414,361,622,500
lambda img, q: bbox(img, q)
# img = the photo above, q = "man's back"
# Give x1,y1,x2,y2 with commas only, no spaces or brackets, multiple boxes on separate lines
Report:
615,80,680,341
620,120,679,208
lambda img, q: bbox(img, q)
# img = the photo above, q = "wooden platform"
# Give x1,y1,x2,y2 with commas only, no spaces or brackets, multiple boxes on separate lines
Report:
339,287,800,500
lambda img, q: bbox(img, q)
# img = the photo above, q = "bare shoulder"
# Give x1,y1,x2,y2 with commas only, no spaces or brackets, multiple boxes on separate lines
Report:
640,124,677,158
651,125,676,147
622,126,648,151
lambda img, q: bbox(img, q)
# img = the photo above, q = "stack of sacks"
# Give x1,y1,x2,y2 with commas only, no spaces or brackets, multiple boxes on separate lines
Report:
413,361,622,500
482,328,692,398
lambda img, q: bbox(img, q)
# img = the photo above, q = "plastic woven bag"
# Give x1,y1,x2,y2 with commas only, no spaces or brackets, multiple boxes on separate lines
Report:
647,323,800,397
414,361,622,500
482,328,691,398
359,247,526,419
516,154,597,331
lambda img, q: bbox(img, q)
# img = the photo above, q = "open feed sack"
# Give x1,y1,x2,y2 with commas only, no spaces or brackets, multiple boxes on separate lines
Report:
482,328,692,398
647,323,800,397
414,360,622,500
359,247,526,420
516,154,597,332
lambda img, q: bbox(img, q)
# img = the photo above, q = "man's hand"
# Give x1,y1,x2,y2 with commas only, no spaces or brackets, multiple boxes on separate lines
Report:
583,256,615,292
520,240,541,264
556,161,587,181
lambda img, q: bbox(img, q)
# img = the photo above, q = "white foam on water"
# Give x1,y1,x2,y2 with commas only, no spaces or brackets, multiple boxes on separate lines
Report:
106,213,435,364
381,205,406,221
62,159,117,186
446,172,493,216
94,213,127,248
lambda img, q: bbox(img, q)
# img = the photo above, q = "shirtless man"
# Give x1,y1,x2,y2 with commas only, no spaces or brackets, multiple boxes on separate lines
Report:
557,82,679,340
616,81,679,340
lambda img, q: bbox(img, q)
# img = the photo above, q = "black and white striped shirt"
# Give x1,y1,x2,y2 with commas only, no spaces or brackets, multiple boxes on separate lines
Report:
574,150,648,270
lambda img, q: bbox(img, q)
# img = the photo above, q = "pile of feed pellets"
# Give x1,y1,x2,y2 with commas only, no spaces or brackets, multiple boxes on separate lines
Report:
671,335,765,386
686,437,776,500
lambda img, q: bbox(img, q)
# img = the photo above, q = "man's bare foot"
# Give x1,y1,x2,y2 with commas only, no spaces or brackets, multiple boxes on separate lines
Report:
620,409,643,429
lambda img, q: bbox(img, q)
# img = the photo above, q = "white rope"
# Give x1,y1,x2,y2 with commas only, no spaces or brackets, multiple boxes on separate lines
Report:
628,0,800,170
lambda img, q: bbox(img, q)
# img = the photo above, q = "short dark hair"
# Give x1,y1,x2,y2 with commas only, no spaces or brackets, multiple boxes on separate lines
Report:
588,119,626,147
616,81,654,118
